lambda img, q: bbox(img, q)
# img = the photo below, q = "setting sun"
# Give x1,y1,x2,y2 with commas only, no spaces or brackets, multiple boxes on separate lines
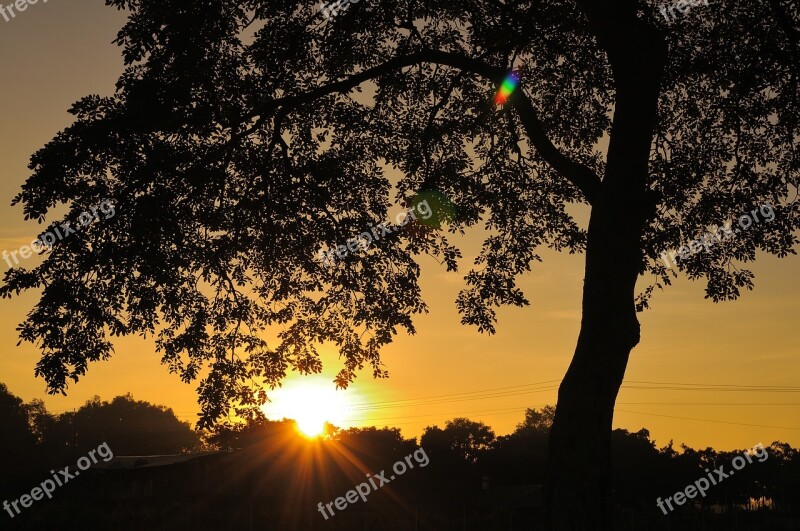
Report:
263,377,355,438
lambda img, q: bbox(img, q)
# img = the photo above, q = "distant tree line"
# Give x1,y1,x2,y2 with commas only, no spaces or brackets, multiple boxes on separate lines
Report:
419,408,799,517
0,383,200,498
2,382,798,529
212,403,800,521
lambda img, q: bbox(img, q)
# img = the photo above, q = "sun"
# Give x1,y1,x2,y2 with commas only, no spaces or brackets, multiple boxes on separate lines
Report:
263,377,354,438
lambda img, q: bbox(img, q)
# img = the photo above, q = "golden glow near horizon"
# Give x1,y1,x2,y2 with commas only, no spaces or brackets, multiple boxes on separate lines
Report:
264,376,357,438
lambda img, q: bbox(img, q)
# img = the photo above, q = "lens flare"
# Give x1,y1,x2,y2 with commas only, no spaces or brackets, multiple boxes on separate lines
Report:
494,71,520,105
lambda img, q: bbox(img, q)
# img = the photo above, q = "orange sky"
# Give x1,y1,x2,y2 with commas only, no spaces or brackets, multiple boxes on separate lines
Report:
0,2,797,451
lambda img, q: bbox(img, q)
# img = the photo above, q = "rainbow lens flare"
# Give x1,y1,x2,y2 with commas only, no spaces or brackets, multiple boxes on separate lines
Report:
494,71,520,105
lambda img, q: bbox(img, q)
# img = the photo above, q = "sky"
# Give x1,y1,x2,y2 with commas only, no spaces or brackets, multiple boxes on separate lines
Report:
0,1,797,451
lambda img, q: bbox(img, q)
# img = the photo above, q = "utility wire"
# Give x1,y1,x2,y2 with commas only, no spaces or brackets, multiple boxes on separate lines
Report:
615,409,800,431
347,405,800,431
346,380,800,412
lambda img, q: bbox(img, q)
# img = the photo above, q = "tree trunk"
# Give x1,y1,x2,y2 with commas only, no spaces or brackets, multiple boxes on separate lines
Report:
543,205,644,530
544,2,668,529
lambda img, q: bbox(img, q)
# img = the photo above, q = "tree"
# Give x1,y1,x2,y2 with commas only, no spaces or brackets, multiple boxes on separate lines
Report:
44,394,200,457
2,0,798,528
421,418,495,464
609,428,662,510
24,398,57,445
487,407,554,486
0,383,38,491
335,426,419,471
208,416,328,450
516,405,556,433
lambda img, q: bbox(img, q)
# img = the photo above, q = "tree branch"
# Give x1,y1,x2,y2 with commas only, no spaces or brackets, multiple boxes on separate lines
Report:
509,92,601,204
248,48,602,205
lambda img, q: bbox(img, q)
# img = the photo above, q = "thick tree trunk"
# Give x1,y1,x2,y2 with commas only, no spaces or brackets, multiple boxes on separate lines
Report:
544,2,668,529
543,205,644,530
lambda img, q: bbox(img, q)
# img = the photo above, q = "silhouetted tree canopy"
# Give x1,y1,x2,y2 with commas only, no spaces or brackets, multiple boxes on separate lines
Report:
24,398,56,445
47,393,201,456
0,386,200,461
0,384,201,499
0,383,38,490
422,417,495,464
516,405,556,433
337,425,416,456
209,416,302,450
0,383,36,449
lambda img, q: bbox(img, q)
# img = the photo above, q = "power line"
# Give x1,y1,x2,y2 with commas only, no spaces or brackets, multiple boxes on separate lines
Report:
345,379,800,413
348,409,529,428
623,386,800,392
349,405,546,423
626,380,800,389
615,409,800,431
351,403,800,423
347,385,560,412
346,379,562,408
616,402,800,406
345,405,800,432
338,380,800,431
